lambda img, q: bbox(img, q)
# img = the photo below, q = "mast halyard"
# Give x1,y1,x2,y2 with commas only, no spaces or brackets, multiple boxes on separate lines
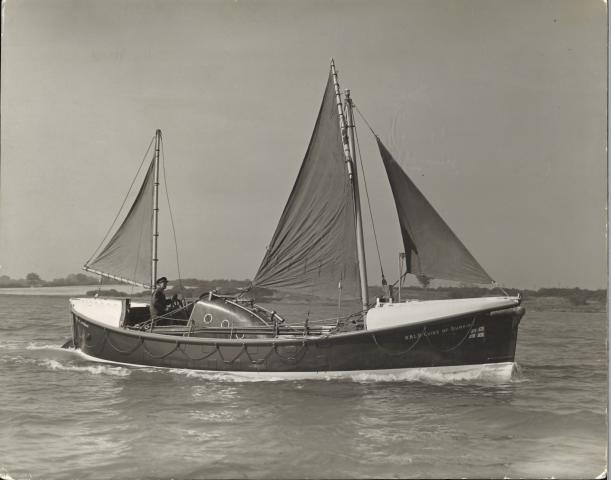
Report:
330,60,369,312
152,129,162,291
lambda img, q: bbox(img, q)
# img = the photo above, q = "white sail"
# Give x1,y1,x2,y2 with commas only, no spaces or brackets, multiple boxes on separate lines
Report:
85,159,155,289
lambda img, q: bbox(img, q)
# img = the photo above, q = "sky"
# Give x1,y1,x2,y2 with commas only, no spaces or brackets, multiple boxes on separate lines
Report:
0,0,607,290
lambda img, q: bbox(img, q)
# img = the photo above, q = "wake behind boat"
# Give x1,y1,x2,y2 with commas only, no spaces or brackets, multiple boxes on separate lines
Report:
68,61,524,378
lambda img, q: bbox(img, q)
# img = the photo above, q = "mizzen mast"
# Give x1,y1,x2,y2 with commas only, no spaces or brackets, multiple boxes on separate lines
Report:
330,60,369,312
152,129,162,291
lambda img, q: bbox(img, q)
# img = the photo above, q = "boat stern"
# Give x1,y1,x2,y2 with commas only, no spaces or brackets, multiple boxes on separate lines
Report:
70,297,128,327
69,297,137,348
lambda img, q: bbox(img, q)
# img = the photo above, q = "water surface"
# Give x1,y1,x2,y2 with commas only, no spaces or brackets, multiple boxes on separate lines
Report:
0,295,606,479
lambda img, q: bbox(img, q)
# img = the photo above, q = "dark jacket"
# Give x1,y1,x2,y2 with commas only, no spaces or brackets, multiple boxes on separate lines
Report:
150,287,167,318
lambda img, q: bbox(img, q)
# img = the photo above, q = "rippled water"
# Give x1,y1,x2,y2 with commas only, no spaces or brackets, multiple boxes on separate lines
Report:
0,294,607,479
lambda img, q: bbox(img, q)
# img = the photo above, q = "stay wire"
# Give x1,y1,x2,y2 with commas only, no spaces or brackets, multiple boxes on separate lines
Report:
355,104,423,287
160,136,184,294
353,110,385,282
354,104,378,139
85,135,156,266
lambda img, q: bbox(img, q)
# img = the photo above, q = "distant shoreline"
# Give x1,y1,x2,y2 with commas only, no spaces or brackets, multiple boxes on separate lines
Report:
0,284,605,314
0,284,133,296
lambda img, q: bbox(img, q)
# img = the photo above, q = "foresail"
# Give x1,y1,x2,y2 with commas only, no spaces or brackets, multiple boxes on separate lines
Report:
253,74,360,306
85,159,155,288
377,138,493,285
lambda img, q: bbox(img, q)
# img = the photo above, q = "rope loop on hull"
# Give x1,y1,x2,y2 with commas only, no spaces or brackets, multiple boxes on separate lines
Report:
77,319,317,371
215,343,247,365
141,340,180,359
243,344,275,365
371,327,425,356
272,341,308,365
423,317,477,353
177,343,219,362
83,326,107,354
105,331,144,355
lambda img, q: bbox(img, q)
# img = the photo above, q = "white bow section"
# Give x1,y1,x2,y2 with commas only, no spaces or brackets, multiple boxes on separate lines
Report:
365,296,520,331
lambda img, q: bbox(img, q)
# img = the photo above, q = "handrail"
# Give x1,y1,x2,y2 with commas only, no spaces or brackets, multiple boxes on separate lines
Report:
142,325,335,338
225,300,272,327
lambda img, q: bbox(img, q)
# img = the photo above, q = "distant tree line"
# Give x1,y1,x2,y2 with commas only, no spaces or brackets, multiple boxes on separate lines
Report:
87,278,275,300
0,272,111,288
524,287,607,306
169,281,606,306
371,284,607,307
1,272,605,307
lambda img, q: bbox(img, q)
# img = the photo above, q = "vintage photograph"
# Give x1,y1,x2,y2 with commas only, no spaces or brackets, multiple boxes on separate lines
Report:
0,0,607,478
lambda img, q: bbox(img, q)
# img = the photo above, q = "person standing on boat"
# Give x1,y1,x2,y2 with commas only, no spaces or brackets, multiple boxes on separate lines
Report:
150,277,168,319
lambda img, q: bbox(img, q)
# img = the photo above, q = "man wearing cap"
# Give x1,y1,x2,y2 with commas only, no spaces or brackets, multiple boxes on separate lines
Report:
150,277,168,319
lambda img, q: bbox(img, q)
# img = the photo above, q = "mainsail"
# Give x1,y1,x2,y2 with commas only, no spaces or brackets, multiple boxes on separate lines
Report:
377,138,493,285
85,159,155,288
253,74,360,304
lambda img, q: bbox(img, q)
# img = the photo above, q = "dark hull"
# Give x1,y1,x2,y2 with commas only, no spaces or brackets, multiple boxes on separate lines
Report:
70,303,524,373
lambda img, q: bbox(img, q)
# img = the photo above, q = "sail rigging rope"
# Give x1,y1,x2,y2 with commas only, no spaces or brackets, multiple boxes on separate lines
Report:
354,104,378,140
353,111,385,283
85,135,156,266
355,104,427,287
160,136,185,294
493,282,509,296
353,105,425,281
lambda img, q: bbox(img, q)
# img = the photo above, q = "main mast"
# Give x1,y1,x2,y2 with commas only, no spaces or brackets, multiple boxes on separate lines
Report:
152,129,162,290
330,60,369,312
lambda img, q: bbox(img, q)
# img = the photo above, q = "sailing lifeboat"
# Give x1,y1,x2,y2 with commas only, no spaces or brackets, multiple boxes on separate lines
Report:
69,61,524,379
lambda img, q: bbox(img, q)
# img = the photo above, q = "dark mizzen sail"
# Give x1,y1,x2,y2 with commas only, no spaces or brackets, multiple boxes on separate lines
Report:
253,74,360,305
377,138,493,285
85,159,155,288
